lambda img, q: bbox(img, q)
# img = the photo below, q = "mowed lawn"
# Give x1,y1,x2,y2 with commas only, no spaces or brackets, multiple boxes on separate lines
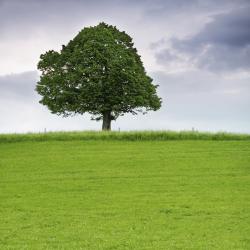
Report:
0,140,250,249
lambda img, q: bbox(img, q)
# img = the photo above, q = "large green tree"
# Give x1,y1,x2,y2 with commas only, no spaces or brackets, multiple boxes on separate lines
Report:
36,22,161,130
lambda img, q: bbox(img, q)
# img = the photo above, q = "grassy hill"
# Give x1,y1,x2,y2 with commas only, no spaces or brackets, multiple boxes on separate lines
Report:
0,131,250,249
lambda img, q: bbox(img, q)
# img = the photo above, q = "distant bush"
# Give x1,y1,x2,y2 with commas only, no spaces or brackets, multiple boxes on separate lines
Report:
0,130,249,143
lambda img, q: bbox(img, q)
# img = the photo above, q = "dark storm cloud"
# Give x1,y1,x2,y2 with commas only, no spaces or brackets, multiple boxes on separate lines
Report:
155,6,250,72
173,7,250,48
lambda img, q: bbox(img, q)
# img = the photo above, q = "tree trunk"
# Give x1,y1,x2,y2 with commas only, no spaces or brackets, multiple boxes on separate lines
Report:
102,111,112,131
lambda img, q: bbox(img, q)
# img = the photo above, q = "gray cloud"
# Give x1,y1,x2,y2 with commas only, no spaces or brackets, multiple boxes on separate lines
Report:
0,71,101,132
144,0,249,21
0,70,249,133
152,70,250,128
0,71,38,100
0,0,150,75
155,6,250,72
2,0,247,39
2,0,248,75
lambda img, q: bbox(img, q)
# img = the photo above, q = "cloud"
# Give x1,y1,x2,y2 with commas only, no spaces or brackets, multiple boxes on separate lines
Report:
0,71,38,100
0,0,147,40
0,71,101,132
151,70,250,129
0,0,249,133
0,70,249,133
0,0,149,75
154,6,250,72
2,0,248,75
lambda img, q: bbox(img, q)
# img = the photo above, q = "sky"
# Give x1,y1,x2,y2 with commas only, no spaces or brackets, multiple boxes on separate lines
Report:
0,0,250,133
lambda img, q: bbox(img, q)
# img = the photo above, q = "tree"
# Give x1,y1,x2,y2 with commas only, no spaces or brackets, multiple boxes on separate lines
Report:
36,22,161,130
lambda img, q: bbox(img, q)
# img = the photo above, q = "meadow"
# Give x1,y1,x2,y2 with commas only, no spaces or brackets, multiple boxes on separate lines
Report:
0,131,250,249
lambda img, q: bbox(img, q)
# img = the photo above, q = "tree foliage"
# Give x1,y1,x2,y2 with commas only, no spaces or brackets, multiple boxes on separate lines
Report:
36,22,161,130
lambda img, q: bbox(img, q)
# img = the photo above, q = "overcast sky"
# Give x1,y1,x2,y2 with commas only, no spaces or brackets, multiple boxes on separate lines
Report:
0,0,250,133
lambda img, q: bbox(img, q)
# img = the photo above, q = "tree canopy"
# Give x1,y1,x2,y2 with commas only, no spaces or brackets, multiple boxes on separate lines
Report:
36,22,161,130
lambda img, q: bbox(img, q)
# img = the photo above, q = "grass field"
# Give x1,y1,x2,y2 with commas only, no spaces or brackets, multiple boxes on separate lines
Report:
1,132,250,249
1,130,250,143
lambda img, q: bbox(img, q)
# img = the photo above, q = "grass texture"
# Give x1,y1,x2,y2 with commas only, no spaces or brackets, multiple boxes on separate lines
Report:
0,137,250,249
0,130,250,143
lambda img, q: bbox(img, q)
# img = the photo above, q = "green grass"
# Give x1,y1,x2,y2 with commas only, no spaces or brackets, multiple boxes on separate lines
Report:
0,130,250,143
0,135,250,249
